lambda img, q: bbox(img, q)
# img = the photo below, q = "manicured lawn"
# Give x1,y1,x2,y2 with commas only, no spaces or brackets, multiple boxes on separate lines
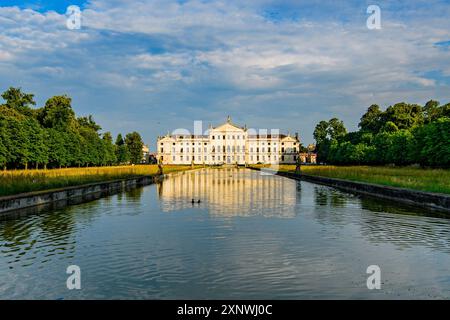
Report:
251,164,450,194
0,165,197,197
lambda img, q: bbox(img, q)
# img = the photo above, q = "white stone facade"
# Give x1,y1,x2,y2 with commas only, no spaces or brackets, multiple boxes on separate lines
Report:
157,117,300,165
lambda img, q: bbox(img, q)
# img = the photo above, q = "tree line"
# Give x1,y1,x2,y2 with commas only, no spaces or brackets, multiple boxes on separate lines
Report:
0,87,145,169
313,100,450,167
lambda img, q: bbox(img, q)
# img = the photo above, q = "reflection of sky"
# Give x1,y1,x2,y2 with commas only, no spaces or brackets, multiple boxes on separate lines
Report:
1,169,450,298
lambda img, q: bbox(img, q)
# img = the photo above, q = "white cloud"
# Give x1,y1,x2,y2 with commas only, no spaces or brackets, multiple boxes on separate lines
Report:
0,0,449,145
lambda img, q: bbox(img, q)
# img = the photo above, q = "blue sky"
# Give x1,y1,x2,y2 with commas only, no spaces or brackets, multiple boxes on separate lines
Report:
1,0,450,148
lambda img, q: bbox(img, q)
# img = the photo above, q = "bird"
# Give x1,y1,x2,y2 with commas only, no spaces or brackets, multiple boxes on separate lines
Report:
197,199,201,204
191,198,195,204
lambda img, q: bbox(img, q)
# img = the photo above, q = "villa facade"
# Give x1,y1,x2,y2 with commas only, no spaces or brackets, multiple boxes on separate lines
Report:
156,117,301,165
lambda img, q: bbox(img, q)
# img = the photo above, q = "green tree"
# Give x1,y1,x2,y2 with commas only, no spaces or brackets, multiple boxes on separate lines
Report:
328,118,347,141
1,87,36,116
125,131,144,164
359,104,382,133
0,125,8,169
77,115,102,132
313,121,329,145
24,118,48,169
381,102,423,130
423,100,441,123
115,133,130,164
102,132,117,165
39,95,76,130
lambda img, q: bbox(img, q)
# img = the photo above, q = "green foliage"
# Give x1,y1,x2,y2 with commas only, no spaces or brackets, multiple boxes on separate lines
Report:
1,87,36,116
313,100,450,167
359,104,382,133
39,95,76,130
125,131,144,164
0,87,144,170
115,133,130,164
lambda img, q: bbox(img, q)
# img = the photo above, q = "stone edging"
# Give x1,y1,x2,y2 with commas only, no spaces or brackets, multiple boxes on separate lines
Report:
0,170,192,215
253,168,450,213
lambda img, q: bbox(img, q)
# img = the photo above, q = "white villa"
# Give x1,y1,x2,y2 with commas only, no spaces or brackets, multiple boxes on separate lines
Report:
156,117,300,165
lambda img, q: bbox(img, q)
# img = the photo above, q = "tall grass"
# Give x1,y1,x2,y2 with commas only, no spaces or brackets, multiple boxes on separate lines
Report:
252,164,450,194
0,165,196,197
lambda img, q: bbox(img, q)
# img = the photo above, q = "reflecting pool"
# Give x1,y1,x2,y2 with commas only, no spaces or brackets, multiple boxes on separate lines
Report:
0,168,449,299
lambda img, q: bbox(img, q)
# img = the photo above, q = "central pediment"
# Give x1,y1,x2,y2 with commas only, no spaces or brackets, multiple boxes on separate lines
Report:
211,116,245,132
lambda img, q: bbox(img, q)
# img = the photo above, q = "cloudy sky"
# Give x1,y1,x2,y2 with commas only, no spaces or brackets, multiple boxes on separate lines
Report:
0,0,449,147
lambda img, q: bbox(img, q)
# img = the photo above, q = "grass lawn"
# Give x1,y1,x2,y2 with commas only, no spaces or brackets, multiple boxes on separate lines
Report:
251,164,450,194
0,165,197,197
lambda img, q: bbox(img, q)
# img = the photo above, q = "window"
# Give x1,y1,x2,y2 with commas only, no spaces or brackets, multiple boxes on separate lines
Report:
293,147,297,152
181,148,184,153
204,147,207,152
172,156,175,161
187,147,189,153
268,147,271,152
223,135,225,139
213,136,215,140
232,135,235,139
160,148,164,153
227,146,231,152
198,147,201,153
223,146,225,152
160,143,163,146
204,156,207,161
181,156,183,161
282,147,285,152
172,143,175,145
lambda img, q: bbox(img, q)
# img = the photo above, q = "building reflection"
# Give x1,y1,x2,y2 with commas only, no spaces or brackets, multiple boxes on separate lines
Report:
157,168,298,218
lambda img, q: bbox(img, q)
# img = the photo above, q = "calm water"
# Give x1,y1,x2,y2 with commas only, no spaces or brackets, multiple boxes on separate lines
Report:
0,168,449,299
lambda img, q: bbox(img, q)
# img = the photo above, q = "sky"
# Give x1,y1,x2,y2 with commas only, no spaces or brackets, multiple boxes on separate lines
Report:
0,0,449,149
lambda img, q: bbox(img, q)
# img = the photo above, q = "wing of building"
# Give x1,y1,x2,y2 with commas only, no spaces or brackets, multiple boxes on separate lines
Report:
157,116,302,165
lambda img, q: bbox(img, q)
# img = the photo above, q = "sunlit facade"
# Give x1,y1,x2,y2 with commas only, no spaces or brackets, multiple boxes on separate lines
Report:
157,117,300,165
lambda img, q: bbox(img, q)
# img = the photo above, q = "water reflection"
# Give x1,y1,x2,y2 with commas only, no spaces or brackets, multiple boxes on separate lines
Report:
157,168,298,218
0,168,449,299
